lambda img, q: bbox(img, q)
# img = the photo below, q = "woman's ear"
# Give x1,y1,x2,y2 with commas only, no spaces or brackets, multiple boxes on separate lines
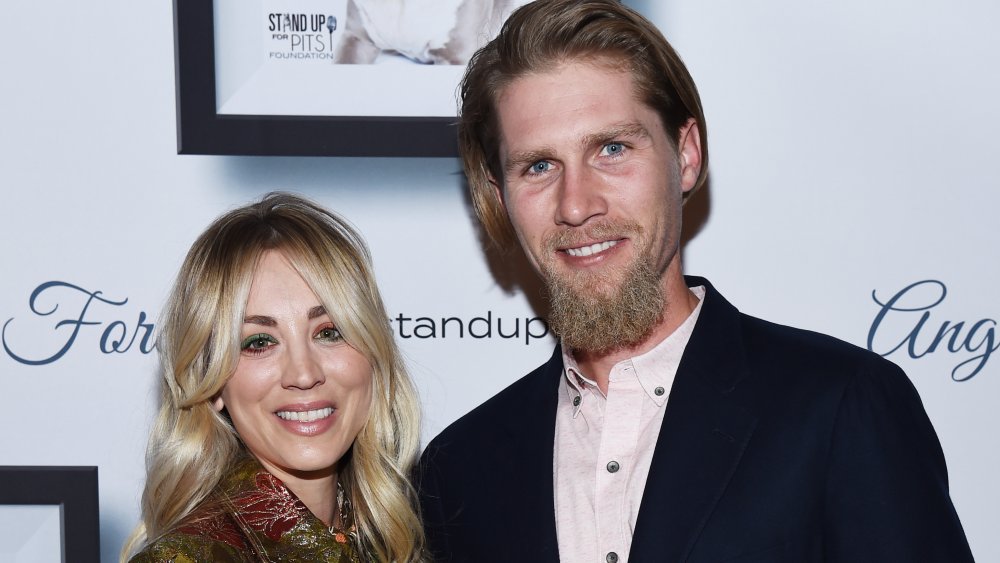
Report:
212,394,225,412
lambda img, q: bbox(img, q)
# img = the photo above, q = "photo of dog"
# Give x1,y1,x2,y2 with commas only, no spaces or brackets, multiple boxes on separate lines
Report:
334,0,531,64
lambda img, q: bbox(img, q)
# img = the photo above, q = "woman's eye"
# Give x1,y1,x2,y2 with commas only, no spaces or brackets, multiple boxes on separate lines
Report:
315,326,343,342
529,160,553,174
600,142,626,157
240,333,277,355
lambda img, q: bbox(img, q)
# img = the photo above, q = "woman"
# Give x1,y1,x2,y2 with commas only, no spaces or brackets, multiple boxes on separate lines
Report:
122,193,424,562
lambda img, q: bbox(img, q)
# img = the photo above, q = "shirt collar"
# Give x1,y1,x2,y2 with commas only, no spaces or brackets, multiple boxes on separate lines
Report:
561,354,593,417
632,285,704,405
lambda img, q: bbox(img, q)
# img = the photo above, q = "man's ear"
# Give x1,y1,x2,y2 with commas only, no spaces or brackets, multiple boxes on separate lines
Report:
212,394,225,412
677,118,703,194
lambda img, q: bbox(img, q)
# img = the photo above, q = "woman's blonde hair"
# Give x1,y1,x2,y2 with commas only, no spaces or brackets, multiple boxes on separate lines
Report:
122,192,423,562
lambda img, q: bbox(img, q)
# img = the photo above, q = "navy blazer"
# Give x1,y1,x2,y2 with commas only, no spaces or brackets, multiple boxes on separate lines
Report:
418,277,973,562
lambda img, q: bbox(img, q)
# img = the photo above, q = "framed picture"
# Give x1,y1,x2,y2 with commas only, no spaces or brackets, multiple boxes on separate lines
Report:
174,0,527,156
0,466,100,563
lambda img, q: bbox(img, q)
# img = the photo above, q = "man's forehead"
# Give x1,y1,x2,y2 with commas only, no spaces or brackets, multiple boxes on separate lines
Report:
497,54,635,99
495,61,657,151
496,57,648,122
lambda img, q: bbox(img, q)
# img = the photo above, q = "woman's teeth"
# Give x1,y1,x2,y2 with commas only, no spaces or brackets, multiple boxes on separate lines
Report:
276,407,333,422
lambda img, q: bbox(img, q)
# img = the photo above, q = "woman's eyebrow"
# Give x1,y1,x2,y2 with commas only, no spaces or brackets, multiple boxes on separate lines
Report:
243,315,276,327
243,306,327,325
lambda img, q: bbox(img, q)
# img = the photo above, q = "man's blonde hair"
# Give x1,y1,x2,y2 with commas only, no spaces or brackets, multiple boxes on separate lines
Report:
458,0,709,247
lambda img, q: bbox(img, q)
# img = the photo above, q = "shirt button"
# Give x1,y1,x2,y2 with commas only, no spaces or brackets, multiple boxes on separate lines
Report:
606,552,619,563
572,396,581,407
654,386,665,396
606,460,620,473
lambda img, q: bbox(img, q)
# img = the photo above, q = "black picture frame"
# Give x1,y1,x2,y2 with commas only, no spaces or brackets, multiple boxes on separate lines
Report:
173,0,459,157
0,466,100,563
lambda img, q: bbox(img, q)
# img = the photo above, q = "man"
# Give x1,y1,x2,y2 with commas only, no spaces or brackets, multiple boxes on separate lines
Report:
418,1,974,561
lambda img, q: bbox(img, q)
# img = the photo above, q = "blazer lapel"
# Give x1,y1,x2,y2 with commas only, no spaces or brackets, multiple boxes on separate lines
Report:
494,346,563,563
630,278,758,563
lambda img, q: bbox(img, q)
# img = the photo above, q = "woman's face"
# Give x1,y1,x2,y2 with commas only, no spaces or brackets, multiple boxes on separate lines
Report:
215,250,373,480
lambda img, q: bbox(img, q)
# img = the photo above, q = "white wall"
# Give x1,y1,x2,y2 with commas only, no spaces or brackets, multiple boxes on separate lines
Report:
0,1,995,560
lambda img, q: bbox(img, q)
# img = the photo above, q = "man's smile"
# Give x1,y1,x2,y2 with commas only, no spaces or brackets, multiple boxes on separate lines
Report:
563,239,621,257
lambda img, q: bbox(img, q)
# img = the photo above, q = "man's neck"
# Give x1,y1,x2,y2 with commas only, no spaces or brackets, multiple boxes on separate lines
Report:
573,274,698,395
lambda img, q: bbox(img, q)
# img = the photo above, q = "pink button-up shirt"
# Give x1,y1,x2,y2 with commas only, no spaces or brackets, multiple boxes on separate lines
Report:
554,286,705,563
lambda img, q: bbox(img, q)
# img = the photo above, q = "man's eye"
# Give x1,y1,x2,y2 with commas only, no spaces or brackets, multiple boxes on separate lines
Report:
529,161,553,174
600,142,626,157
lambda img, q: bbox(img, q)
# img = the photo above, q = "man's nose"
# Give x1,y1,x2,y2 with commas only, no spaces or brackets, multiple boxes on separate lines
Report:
555,165,608,227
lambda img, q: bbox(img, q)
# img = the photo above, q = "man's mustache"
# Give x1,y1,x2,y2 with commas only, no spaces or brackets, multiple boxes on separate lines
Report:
543,220,644,252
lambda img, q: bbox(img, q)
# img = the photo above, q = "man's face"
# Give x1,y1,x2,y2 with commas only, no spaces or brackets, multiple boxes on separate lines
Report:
493,57,701,352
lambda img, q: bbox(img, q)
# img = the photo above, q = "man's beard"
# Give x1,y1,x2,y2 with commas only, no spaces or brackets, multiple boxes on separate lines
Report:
540,223,665,355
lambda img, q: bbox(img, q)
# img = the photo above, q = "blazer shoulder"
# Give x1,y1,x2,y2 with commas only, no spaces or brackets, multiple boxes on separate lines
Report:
740,313,902,380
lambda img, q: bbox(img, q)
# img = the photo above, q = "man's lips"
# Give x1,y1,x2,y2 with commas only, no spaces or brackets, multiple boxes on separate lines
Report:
562,239,622,258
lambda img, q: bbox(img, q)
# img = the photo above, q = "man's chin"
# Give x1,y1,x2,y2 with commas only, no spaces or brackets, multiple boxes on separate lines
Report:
547,267,627,298
543,259,665,355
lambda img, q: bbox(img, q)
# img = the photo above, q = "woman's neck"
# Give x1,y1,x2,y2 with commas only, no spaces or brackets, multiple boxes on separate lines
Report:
257,459,340,527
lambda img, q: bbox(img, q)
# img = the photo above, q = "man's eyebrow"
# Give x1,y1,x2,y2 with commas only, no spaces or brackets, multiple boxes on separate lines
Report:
502,123,651,175
503,147,554,175
581,122,650,148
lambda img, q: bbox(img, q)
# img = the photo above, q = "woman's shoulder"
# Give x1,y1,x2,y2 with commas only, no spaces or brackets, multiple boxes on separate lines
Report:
128,507,251,563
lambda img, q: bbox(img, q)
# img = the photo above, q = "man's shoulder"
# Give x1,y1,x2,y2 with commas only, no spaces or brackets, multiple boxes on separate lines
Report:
691,276,895,379
739,312,896,375
729,312,915,408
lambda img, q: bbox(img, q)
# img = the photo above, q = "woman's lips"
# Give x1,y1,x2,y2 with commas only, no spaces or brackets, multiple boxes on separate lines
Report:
274,403,336,436
275,407,333,422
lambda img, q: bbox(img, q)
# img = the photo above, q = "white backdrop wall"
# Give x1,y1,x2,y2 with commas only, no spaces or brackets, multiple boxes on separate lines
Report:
0,1,996,561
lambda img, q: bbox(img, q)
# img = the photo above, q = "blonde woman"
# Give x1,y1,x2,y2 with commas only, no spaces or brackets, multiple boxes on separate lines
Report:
123,193,423,562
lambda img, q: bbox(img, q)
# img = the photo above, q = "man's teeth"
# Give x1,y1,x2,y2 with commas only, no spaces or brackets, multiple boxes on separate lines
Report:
276,407,334,422
566,240,619,257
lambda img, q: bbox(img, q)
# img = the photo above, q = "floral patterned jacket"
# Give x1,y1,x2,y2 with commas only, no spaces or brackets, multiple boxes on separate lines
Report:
130,457,362,562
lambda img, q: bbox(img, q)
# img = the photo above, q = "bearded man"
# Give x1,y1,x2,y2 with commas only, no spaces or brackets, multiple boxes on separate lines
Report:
417,1,974,562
